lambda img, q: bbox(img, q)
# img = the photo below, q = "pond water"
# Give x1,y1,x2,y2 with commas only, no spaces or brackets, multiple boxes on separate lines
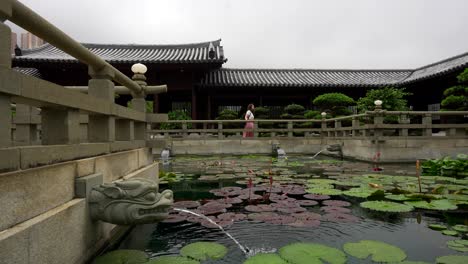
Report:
117,155,468,263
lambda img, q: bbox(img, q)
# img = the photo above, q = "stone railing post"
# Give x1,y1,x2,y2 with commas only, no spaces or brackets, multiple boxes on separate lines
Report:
0,14,12,147
399,114,409,137
334,120,341,137
88,66,116,142
182,122,188,138
254,121,259,138
130,65,148,141
352,117,358,137
217,121,223,139
201,122,207,138
321,117,327,137
41,108,81,145
422,113,432,136
373,111,384,137
287,121,293,138
14,104,40,145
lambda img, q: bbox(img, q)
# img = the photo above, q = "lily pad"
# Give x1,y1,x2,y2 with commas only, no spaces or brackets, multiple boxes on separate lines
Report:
180,242,228,261
245,204,276,212
452,225,468,233
173,201,201,209
161,214,187,224
436,255,468,264
92,249,148,264
303,194,330,200
279,243,346,264
148,256,200,264
447,239,468,252
399,261,430,264
385,194,416,201
264,215,297,225
343,188,384,199
297,200,319,206
322,213,359,223
306,188,343,195
404,199,458,211
322,200,351,207
360,201,414,213
218,212,247,221
320,206,351,214
428,224,447,231
343,240,406,263
442,230,459,236
243,253,288,264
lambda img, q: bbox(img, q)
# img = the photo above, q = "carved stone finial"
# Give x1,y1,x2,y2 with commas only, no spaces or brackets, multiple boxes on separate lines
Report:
89,178,173,225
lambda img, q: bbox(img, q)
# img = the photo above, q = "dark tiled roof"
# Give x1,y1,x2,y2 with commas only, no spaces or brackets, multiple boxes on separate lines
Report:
401,52,468,84
12,67,42,78
13,39,226,64
201,68,412,87
201,51,468,88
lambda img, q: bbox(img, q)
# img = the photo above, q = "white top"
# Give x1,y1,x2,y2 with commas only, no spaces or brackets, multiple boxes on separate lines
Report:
246,110,254,120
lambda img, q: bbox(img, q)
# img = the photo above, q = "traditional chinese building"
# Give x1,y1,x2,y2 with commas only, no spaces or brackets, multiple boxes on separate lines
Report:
12,40,468,119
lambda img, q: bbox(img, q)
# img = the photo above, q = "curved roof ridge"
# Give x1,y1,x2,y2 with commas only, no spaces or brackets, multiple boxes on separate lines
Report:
20,43,52,55
81,39,222,49
218,68,412,72
413,51,468,71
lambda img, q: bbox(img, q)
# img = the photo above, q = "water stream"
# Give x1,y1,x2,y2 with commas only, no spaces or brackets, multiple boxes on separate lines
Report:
173,208,249,255
311,148,327,159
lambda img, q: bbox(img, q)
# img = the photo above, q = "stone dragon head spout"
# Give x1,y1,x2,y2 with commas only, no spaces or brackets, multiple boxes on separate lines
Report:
89,178,173,225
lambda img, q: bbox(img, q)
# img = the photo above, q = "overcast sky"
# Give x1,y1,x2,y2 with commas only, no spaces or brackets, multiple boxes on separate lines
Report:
7,0,468,69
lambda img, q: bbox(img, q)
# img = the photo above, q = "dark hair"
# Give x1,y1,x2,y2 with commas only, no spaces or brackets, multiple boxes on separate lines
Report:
247,103,254,111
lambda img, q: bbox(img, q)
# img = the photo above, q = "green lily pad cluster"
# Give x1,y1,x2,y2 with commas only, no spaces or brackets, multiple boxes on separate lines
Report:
360,201,414,213
92,250,149,264
436,255,468,264
446,239,468,252
343,240,406,263
404,199,458,211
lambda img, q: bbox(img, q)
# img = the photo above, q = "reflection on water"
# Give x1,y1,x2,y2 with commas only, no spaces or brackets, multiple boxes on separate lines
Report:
119,155,467,263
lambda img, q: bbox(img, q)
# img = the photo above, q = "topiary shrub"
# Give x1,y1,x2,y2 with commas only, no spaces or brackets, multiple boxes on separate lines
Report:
441,68,468,111
357,87,410,112
160,110,192,129
312,93,355,117
357,87,411,123
216,109,242,133
254,106,272,137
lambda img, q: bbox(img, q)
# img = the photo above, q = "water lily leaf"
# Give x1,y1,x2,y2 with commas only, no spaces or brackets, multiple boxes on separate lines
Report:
342,188,382,198
385,194,417,201
243,253,288,264
436,255,468,264
343,240,406,263
180,242,227,261
360,201,414,213
307,179,338,185
306,188,343,195
447,240,468,252
452,225,468,233
92,250,148,264
404,199,458,211
399,261,430,264
442,230,459,236
428,224,447,231
279,243,346,264
147,256,200,264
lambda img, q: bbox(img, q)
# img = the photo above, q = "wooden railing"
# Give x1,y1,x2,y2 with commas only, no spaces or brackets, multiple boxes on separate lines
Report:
147,111,468,139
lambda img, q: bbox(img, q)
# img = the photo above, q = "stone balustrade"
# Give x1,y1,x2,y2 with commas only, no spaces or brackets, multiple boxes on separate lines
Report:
147,111,468,140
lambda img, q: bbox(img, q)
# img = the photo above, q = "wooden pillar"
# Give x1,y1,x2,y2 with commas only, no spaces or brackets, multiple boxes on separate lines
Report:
207,95,212,120
191,87,197,120
153,94,159,113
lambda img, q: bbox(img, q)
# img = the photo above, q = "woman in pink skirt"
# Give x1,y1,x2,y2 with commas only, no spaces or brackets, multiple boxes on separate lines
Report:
243,104,255,138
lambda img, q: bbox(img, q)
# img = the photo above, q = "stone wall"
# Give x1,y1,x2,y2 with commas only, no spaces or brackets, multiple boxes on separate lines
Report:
153,138,468,162
0,148,158,264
